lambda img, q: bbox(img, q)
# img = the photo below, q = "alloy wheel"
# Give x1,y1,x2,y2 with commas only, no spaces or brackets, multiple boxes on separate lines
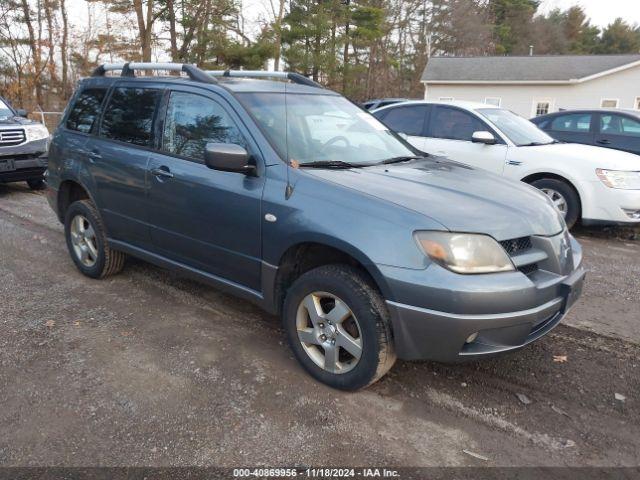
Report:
296,292,363,374
541,188,568,217
70,214,98,267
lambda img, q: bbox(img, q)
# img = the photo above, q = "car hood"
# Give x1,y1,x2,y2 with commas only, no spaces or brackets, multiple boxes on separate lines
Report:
513,142,640,169
0,115,38,126
305,158,564,241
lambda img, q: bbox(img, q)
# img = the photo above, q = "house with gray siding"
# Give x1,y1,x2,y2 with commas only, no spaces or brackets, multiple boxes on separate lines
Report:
421,55,640,118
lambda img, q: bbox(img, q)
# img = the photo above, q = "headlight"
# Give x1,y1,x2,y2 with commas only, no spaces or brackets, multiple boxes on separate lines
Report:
596,169,640,190
24,123,49,142
414,231,514,274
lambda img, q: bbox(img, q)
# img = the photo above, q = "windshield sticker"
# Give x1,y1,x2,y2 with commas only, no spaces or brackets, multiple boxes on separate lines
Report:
357,112,388,131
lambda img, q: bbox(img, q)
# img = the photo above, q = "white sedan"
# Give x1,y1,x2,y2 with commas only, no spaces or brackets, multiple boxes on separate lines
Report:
372,100,640,228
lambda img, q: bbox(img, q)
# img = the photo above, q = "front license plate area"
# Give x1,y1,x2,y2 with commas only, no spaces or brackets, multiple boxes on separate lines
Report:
0,159,16,172
561,269,585,312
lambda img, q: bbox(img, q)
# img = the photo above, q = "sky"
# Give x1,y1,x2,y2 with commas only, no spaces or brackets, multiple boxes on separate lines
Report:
539,0,640,27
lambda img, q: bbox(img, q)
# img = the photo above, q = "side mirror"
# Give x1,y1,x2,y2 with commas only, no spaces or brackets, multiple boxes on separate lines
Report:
472,131,496,145
204,143,255,175
16,109,28,118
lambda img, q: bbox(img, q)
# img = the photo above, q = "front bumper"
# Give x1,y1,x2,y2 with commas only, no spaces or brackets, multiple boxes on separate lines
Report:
380,233,586,362
0,138,48,183
579,180,640,225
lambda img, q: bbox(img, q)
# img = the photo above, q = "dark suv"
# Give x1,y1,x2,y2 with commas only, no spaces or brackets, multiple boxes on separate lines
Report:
46,63,585,390
0,96,49,189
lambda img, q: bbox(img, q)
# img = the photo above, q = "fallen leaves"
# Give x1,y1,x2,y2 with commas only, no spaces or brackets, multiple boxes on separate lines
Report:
553,355,568,363
45,319,55,328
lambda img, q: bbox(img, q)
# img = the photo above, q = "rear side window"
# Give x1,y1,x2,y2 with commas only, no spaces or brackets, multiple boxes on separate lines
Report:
550,113,592,132
162,91,246,162
66,89,106,133
377,105,428,137
100,87,161,147
600,114,640,137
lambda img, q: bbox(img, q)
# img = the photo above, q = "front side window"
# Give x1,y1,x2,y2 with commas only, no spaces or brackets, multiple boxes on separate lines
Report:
550,113,592,133
162,92,246,162
479,108,554,146
600,114,640,137
378,105,428,137
100,87,161,147
430,106,486,141
237,93,415,165
66,89,106,133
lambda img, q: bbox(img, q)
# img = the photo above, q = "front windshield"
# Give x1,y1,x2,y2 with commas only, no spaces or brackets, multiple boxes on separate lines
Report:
0,98,14,120
237,92,416,165
478,108,554,146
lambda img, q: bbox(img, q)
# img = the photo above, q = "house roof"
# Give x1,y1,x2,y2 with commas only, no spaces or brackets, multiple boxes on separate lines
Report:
422,55,640,84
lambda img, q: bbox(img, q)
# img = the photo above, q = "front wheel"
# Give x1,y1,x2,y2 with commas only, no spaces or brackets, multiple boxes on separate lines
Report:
283,265,396,390
531,178,580,229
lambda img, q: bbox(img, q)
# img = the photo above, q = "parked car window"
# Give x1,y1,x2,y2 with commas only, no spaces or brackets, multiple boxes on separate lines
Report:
0,98,13,119
600,114,640,137
379,105,428,137
100,87,161,147
162,92,246,162
550,113,592,133
431,107,485,141
479,108,554,146
66,89,106,133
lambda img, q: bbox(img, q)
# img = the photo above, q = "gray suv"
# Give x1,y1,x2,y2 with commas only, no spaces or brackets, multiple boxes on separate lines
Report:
0,96,49,189
46,63,586,390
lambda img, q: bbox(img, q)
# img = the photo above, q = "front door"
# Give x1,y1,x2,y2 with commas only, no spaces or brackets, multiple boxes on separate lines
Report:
146,89,264,290
595,113,640,155
423,105,508,174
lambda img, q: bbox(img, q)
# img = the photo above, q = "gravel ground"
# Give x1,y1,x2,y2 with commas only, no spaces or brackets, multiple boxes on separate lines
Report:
0,183,638,468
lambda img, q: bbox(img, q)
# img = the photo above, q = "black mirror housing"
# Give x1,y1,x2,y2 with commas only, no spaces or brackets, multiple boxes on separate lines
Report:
204,143,255,175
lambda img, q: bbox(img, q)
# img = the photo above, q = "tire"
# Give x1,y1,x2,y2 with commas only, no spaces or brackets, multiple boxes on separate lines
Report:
531,178,580,229
283,265,396,390
26,178,46,190
64,199,126,278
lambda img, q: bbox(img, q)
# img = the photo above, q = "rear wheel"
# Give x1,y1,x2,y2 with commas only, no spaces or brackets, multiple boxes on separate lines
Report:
531,178,580,228
64,199,126,278
283,265,396,390
26,178,46,190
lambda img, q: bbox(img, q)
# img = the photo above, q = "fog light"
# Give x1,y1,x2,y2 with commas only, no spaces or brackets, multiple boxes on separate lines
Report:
465,332,478,344
622,208,640,220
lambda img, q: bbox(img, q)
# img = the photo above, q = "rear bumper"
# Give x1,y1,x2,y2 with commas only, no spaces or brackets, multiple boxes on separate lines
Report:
386,266,585,361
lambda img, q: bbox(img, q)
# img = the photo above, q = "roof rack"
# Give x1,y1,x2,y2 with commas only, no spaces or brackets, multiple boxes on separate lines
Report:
206,70,323,89
91,62,217,84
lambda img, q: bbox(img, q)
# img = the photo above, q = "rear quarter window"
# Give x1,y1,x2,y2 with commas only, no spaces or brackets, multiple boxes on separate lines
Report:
66,89,106,133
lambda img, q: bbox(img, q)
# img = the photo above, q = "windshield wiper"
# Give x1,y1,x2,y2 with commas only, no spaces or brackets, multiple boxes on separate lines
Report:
379,155,423,165
298,160,366,169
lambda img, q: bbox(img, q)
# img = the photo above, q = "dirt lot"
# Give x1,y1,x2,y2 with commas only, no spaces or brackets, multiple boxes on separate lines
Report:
0,183,639,468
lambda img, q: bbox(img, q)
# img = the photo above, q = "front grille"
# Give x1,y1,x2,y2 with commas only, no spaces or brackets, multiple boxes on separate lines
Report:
518,263,538,275
0,129,26,146
500,236,532,255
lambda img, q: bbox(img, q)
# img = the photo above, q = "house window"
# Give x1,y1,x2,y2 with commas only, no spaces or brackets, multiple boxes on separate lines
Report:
534,101,551,116
439,97,454,102
601,98,619,108
484,97,501,107
635,97,640,110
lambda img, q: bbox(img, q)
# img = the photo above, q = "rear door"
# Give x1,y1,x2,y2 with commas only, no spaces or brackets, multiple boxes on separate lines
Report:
542,112,595,146
146,87,265,290
595,113,640,155
87,82,163,248
423,105,508,174
373,104,430,152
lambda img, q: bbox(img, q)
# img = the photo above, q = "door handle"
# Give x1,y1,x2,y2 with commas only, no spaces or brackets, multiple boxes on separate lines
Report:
596,139,611,145
150,166,174,179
